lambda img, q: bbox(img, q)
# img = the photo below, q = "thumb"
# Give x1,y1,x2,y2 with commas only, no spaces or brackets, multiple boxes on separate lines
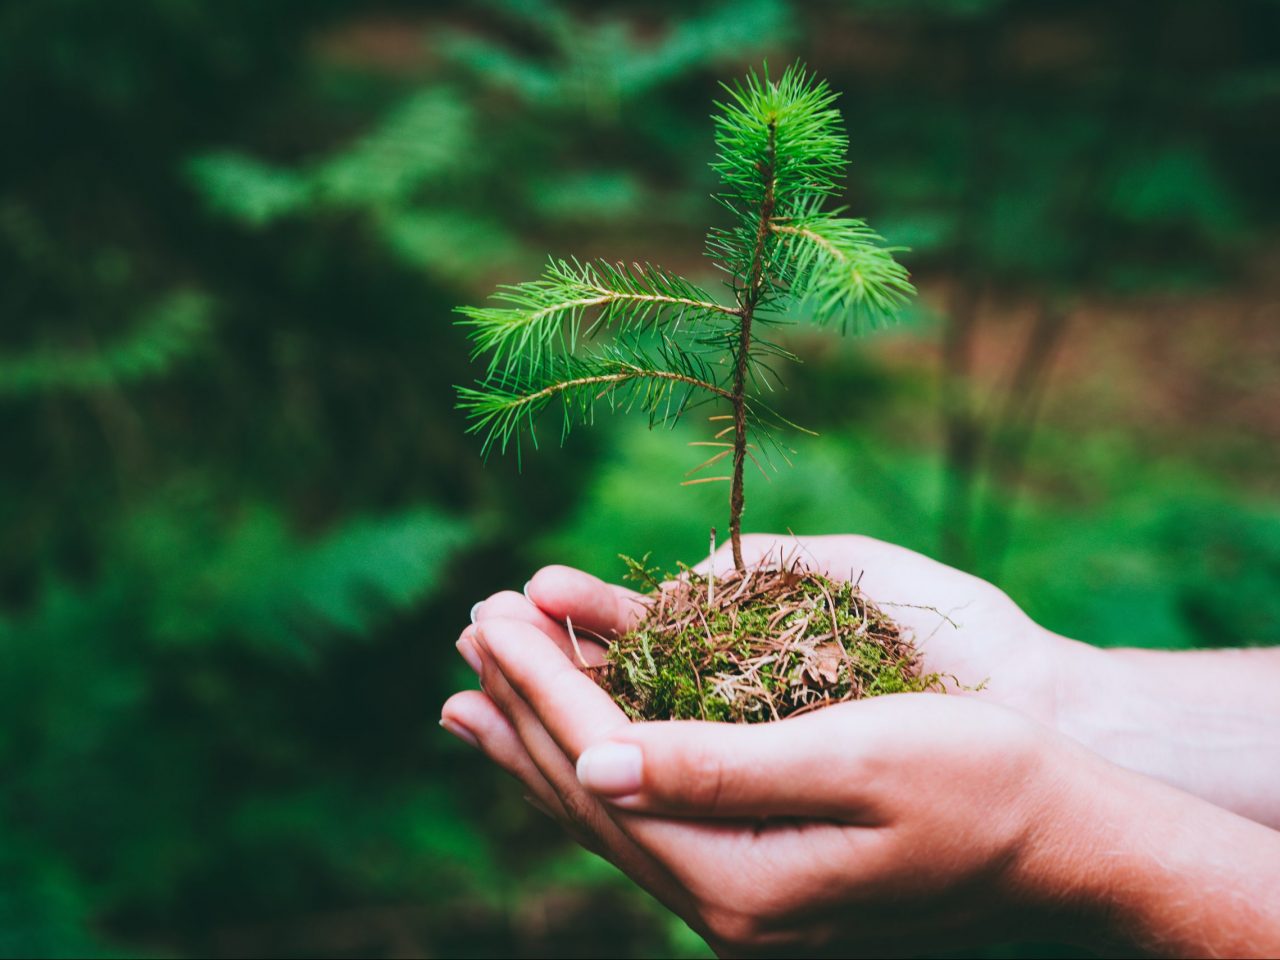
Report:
575,707,876,821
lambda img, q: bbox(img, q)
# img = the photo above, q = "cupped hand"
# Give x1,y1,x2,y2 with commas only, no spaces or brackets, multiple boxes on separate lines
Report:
446,541,1280,956
443,613,1126,956
515,533,1096,727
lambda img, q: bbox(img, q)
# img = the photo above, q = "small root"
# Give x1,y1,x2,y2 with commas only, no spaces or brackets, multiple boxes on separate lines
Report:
566,615,589,669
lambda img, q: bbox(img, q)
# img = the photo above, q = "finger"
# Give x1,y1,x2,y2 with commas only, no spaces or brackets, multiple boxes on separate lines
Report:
472,590,607,666
441,690,568,822
468,621,629,837
474,617,631,761
693,532,890,579
455,623,485,678
692,532,791,576
466,630,598,790
474,618,798,908
468,632,708,907
524,565,648,640
696,532,991,598
472,617,707,859
470,623,715,916
463,654,625,860
573,702,887,820
691,534,995,641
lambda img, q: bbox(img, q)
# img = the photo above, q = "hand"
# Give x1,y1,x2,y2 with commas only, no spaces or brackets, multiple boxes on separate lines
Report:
443,615,1280,957
446,614,1073,955
463,532,1280,825
513,532,1099,727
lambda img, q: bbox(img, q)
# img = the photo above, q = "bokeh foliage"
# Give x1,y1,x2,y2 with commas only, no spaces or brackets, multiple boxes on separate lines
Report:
1,0,1277,956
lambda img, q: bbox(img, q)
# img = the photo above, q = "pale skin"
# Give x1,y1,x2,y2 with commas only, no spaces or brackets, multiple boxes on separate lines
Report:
441,534,1280,957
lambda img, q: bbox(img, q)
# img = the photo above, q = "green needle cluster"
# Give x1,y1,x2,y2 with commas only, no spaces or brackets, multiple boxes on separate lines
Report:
456,63,915,567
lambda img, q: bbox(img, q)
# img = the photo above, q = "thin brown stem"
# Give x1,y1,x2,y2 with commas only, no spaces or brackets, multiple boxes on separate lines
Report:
503,367,734,411
522,291,742,325
770,222,845,262
730,120,777,572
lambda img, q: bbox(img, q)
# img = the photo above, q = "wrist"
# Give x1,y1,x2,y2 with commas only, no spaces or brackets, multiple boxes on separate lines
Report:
1011,728,1280,956
999,732,1134,948
1008,735,1202,953
1047,639,1172,776
1049,642,1280,828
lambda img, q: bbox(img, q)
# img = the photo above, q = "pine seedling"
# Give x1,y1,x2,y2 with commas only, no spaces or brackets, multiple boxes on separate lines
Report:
457,64,939,721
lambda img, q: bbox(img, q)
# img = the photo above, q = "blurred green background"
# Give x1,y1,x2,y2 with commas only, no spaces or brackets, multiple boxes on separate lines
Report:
2,0,1277,955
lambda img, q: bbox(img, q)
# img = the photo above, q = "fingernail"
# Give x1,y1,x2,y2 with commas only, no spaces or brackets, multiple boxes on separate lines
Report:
522,581,533,603
469,601,483,624
439,717,478,748
576,742,643,796
456,636,483,675
523,794,553,818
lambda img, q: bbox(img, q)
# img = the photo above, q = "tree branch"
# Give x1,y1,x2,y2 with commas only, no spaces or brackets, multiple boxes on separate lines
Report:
490,367,734,413
770,221,840,257
521,290,740,324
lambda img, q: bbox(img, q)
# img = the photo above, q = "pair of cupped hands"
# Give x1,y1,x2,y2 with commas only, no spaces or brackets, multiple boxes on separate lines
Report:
442,535,1202,956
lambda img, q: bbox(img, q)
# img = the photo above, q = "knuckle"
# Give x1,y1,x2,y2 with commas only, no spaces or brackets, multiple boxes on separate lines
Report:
671,745,729,813
558,788,600,831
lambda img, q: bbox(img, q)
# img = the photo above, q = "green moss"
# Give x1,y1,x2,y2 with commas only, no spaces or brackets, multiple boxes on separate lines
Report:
594,560,943,723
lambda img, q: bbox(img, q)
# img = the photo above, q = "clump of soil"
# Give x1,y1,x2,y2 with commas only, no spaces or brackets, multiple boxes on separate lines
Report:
589,557,943,723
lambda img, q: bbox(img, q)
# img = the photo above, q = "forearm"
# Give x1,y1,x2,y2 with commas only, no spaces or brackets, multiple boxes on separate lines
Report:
1054,640,1280,828
1035,742,1280,958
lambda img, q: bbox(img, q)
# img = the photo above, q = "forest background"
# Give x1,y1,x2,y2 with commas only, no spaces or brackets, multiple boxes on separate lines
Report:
2,0,1278,956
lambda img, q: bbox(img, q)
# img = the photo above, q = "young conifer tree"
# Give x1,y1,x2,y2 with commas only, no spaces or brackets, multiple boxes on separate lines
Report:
457,64,913,571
